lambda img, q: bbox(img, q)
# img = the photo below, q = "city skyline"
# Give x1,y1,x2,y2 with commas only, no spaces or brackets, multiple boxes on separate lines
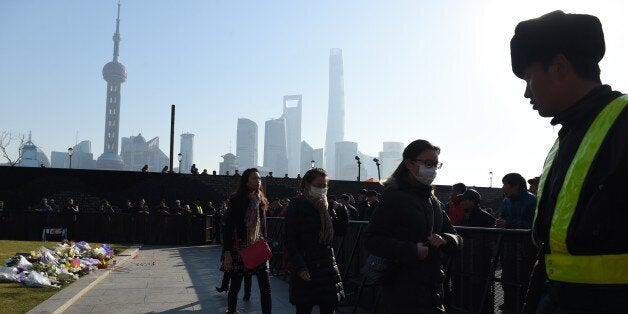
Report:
3,1,628,185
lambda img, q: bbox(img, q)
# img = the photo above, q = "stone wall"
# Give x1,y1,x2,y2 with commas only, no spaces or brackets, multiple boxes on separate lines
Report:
0,167,504,214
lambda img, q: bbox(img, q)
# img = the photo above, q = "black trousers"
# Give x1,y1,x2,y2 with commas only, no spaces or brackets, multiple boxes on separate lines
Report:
227,270,271,314
295,304,335,314
220,272,252,295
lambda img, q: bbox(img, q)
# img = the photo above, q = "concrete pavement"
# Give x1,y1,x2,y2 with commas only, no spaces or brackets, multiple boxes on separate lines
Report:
61,245,295,314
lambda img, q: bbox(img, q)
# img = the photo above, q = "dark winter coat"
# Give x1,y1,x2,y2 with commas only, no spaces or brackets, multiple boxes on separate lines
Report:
364,178,462,313
222,193,268,273
356,201,370,220
460,206,495,228
283,195,348,306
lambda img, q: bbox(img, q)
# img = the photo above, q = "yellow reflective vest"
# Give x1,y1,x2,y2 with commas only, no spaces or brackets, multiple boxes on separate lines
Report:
535,95,628,284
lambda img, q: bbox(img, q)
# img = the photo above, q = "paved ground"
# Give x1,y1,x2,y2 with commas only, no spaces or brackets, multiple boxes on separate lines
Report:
63,245,299,314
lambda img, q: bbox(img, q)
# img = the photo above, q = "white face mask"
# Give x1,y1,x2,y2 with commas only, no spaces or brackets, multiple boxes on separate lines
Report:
416,165,437,186
309,187,328,198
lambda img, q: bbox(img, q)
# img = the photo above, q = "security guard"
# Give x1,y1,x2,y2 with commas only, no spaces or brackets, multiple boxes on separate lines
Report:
510,11,628,312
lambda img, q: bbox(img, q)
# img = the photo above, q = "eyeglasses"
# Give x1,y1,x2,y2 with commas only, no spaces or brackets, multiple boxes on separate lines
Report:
413,159,443,169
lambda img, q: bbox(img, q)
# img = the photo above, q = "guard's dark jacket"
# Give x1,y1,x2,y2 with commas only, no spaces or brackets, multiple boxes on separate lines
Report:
283,195,348,306
533,85,628,310
364,178,462,313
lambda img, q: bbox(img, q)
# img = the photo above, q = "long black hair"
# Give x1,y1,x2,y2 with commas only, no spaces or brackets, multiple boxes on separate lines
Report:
231,168,268,211
389,139,440,188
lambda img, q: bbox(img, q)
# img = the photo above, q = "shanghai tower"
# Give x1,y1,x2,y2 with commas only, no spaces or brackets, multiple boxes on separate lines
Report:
324,48,345,178
97,2,126,170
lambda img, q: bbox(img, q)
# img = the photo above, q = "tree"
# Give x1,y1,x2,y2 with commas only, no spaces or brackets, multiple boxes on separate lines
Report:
0,131,26,166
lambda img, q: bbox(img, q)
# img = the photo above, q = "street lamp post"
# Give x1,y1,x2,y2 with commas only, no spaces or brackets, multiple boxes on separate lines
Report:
67,147,74,169
489,171,494,188
355,156,361,181
311,160,316,169
177,153,183,174
373,158,381,181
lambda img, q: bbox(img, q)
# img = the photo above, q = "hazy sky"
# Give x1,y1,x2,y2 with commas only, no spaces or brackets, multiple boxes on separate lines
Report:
1,0,627,186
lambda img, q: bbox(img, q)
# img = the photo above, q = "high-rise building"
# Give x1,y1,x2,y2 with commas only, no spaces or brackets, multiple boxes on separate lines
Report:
263,118,288,176
219,153,238,175
282,95,302,177
300,141,324,176
180,133,194,173
120,134,169,172
357,151,374,180
379,142,405,180
334,141,358,181
313,148,324,171
97,3,126,170
17,133,50,168
324,48,346,178
51,140,96,169
236,118,258,170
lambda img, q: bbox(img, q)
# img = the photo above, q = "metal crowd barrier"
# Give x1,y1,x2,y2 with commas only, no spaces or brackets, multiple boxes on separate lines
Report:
265,218,535,314
0,211,213,245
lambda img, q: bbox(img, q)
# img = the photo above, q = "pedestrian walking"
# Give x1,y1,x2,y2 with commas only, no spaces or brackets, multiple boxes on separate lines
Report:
284,168,349,314
364,139,461,313
222,168,272,314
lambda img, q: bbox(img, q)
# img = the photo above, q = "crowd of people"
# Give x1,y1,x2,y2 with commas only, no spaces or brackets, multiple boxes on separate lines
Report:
215,10,628,314
212,143,542,313
265,189,381,222
20,197,224,218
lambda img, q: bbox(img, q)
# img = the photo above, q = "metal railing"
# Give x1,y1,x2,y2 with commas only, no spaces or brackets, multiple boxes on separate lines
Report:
265,218,535,314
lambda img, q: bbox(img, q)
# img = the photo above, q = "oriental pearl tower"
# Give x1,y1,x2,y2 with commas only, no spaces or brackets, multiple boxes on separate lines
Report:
97,2,126,170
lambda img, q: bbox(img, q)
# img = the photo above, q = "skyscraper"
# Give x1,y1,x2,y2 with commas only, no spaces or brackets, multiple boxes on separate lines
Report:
17,133,50,168
300,141,313,176
334,141,358,181
97,3,126,170
300,141,324,175
282,95,302,177
263,117,288,176
180,133,194,173
379,142,405,180
236,118,258,170
219,153,238,175
120,134,169,172
51,140,96,169
324,48,346,178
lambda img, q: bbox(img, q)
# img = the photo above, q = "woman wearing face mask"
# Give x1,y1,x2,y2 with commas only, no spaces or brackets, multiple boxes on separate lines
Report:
364,139,462,313
284,168,349,314
222,168,272,314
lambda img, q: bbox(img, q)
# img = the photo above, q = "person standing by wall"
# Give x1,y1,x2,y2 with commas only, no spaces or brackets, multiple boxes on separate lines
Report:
445,183,467,226
496,173,536,313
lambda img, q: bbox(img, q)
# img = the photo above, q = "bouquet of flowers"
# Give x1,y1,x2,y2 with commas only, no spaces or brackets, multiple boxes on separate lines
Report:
2,241,117,288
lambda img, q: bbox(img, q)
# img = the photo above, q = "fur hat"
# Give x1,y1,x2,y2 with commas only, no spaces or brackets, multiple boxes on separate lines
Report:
510,10,605,78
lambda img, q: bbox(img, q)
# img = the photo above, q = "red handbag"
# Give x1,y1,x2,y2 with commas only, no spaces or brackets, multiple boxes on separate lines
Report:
239,211,272,270
240,239,272,270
